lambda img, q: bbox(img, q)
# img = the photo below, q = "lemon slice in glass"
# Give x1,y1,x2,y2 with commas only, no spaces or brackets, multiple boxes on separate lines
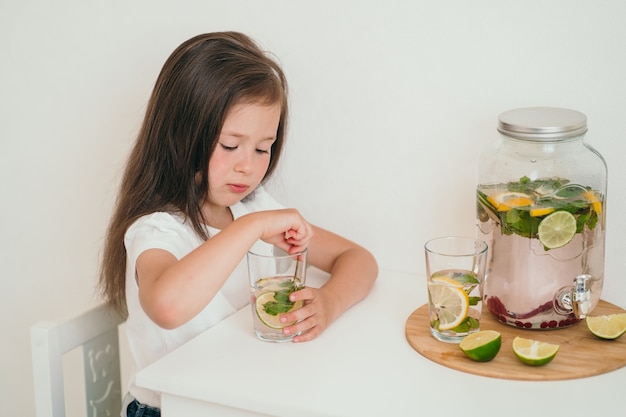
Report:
428,278,469,330
537,210,577,249
512,337,559,366
431,275,464,287
586,313,626,340
459,330,502,362
255,291,302,329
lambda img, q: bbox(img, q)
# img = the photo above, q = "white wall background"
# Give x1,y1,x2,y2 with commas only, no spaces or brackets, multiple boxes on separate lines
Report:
3,1,626,416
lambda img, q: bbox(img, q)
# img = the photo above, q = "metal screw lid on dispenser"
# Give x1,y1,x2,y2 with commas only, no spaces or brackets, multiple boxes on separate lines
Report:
476,107,607,330
497,107,588,140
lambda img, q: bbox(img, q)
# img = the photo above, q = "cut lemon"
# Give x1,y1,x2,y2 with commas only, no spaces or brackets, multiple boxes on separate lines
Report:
512,336,559,366
530,207,555,217
428,279,469,330
486,195,501,210
431,275,465,287
537,210,577,249
584,191,603,214
586,313,626,340
460,330,502,362
490,192,534,212
255,291,302,329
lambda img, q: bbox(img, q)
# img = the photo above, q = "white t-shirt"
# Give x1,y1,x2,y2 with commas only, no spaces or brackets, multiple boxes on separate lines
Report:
123,187,283,408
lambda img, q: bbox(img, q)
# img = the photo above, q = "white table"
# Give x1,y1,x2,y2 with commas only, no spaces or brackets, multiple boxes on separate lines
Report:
135,269,625,417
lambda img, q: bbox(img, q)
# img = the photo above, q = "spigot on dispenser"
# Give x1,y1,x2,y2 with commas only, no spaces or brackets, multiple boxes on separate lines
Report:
553,274,592,319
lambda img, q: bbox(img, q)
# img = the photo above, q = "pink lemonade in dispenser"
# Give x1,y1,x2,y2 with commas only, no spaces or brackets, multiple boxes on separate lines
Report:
476,108,607,329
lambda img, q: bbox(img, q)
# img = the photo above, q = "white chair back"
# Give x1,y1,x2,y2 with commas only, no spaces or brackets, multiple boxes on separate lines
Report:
31,303,125,417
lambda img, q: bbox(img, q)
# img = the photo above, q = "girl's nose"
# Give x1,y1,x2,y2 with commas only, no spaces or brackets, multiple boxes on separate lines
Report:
234,151,252,173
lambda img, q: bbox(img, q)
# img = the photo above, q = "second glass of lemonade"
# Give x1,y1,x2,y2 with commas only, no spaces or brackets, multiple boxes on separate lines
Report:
425,236,488,343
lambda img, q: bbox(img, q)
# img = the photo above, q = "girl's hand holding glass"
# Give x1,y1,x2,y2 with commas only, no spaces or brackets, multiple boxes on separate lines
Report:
278,286,338,343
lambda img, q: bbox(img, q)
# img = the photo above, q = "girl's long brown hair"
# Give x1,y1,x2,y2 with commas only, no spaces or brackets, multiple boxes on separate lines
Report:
99,32,289,317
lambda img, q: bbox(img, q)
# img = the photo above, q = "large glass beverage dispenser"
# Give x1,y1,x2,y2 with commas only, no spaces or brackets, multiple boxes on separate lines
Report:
476,107,607,329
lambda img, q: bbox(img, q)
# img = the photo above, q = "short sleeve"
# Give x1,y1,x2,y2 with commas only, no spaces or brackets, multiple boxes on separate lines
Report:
124,212,202,265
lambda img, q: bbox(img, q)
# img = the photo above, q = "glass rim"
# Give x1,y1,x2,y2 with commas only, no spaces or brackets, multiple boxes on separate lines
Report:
424,236,488,257
247,247,308,260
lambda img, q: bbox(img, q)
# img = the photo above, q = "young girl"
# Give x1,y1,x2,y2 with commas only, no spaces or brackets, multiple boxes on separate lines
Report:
99,32,378,416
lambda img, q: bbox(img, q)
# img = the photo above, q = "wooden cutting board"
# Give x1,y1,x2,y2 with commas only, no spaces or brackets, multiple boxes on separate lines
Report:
405,300,626,380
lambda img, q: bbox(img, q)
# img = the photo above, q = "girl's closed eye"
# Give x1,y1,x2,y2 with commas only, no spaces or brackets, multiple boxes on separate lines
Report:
256,148,270,154
220,143,237,151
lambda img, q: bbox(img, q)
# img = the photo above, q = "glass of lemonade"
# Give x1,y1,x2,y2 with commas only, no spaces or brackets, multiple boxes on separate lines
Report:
247,248,307,342
424,237,488,343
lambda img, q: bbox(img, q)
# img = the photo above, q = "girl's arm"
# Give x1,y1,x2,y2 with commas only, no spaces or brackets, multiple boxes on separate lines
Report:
135,209,313,329
280,225,378,342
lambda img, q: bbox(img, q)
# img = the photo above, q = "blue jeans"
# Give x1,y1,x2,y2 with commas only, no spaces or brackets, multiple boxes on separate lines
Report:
126,399,161,417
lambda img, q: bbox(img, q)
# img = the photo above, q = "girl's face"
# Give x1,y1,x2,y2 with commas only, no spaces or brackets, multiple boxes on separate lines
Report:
205,102,281,214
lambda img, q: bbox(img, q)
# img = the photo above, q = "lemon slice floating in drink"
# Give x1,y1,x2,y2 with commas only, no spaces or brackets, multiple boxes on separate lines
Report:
255,291,303,329
586,313,626,340
431,275,465,287
428,277,469,330
584,190,603,214
530,206,556,217
512,337,559,366
537,210,577,249
488,192,534,212
460,330,502,362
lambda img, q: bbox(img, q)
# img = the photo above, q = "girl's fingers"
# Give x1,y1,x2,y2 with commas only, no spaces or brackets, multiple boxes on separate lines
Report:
284,231,312,254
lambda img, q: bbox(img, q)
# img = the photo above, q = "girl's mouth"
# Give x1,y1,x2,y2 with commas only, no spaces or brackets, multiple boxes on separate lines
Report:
228,183,249,193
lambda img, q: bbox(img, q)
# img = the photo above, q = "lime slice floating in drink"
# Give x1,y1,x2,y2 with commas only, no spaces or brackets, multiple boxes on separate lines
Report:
255,291,302,329
586,313,626,340
459,330,502,362
429,277,470,330
537,210,577,249
512,337,559,366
